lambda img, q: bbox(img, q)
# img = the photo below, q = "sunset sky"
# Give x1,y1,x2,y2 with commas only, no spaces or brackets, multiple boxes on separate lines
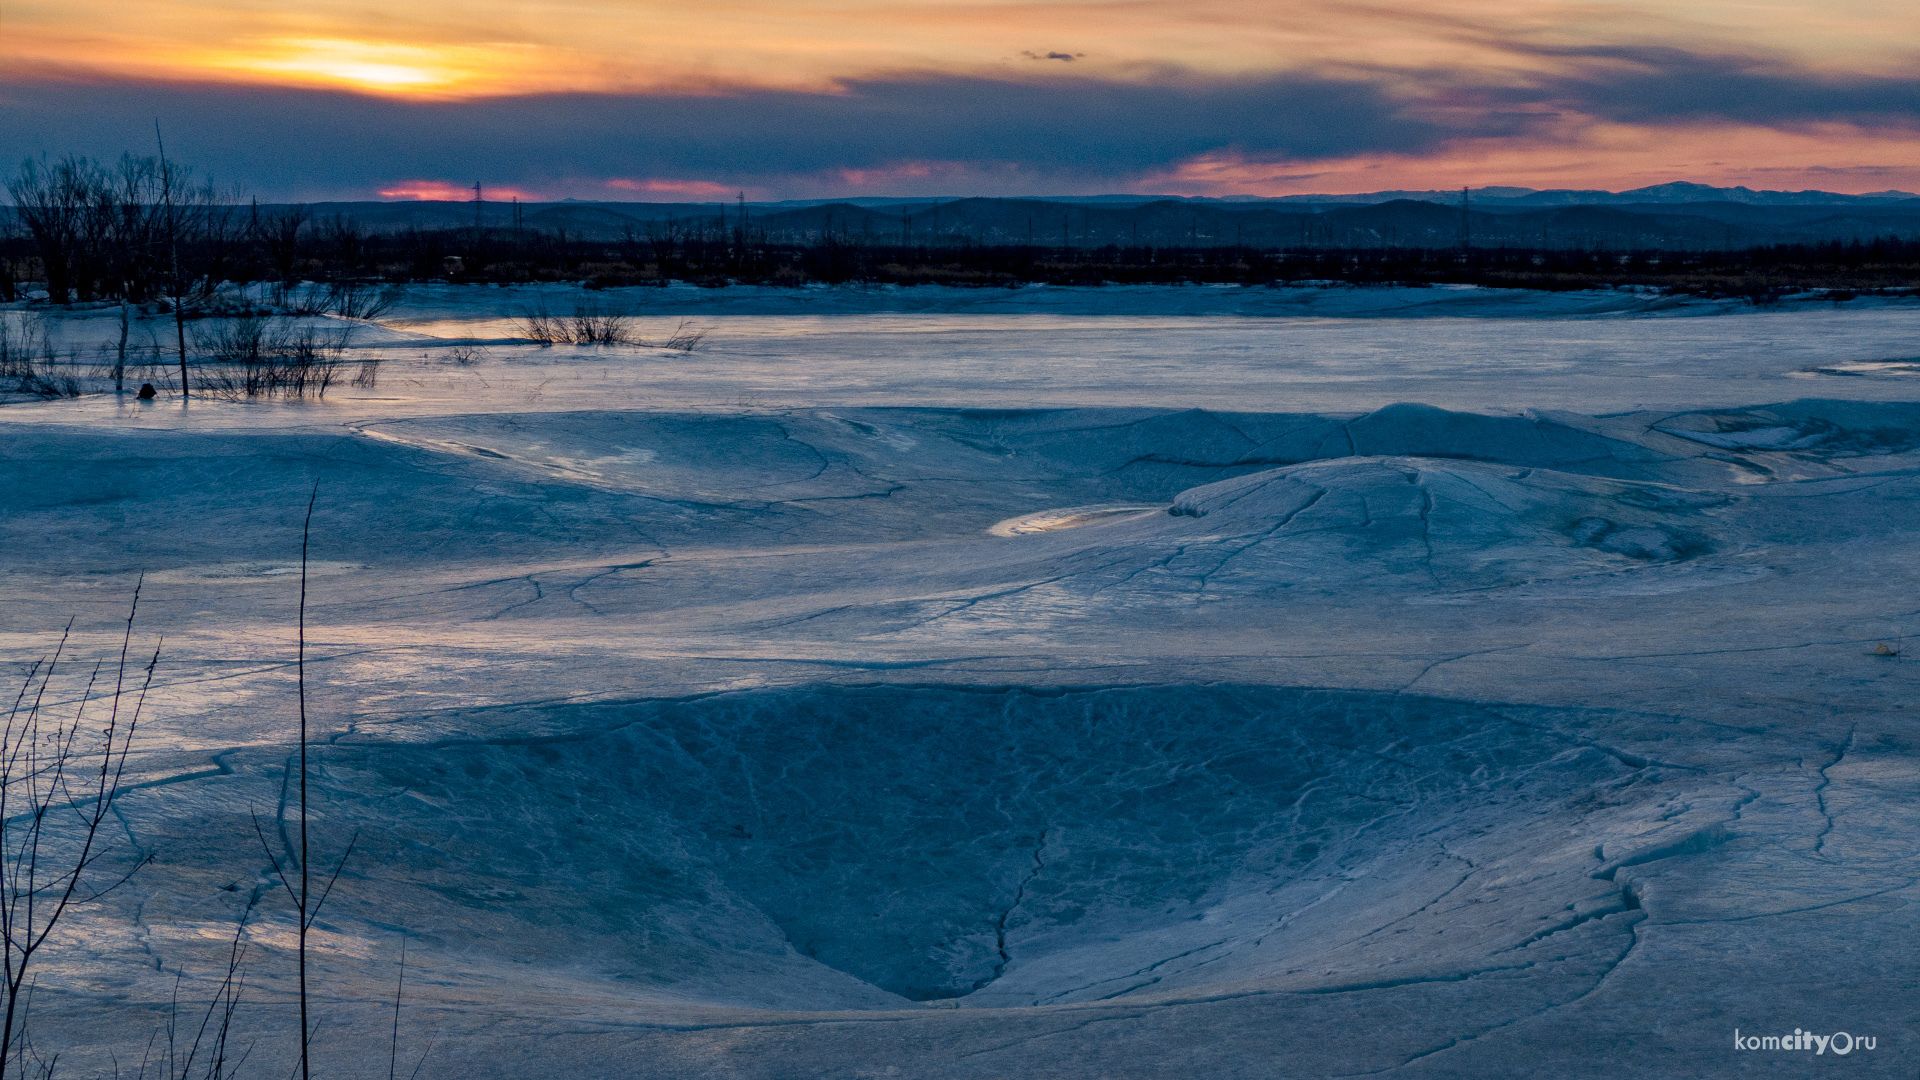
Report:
4,0,1918,200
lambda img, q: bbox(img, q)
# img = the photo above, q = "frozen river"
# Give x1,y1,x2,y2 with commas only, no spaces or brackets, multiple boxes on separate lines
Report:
2,284,1917,1077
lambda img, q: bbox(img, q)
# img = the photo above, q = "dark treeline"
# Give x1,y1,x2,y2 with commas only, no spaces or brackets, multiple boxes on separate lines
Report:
219,193,1920,251
5,155,1920,303
734,196,1920,252
1,153,248,306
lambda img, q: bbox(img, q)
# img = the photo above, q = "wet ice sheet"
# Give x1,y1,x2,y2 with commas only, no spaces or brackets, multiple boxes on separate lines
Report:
10,286,1920,422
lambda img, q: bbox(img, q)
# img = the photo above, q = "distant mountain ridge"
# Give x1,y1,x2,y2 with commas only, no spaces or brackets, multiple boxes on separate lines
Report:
1265,181,1920,207
759,182,1919,209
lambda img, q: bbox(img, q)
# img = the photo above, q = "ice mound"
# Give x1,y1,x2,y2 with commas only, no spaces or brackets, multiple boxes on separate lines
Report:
1651,399,1920,457
910,403,1665,492
1152,456,1724,599
1343,402,1666,469
12,399,1887,581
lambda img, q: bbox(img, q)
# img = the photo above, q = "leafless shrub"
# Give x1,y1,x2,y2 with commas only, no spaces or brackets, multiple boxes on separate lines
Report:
659,319,711,353
444,344,487,365
0,591,157,1078
352,356,382,388
0,318,79,399
279,287,332,318
192,317,353,400
324,282,403,322
195,315,270,365
0,317,51,373
514,302,560,345
21,368,83,399
513,301,633,345
142,896,258,1080
567,305,633,345
275,282,400,321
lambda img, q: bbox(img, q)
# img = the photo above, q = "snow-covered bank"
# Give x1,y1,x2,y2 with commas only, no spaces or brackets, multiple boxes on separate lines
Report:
375,280,1920,320
13,279,1919,335
3,292,1918,1077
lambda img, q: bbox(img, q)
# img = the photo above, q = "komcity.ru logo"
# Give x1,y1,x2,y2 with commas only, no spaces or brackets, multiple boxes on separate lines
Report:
1734,1029,1876,1055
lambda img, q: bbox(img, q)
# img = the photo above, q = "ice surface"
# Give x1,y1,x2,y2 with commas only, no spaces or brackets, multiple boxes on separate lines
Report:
2,287,1918,1077
14,284,1920,422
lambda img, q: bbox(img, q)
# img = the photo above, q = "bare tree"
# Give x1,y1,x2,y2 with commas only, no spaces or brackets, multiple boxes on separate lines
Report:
0,201,18,304
324,217,366,275
103,155,167,302
155,126,193,399
6,157,97,306
152,129,238,400
0,589,157,1080
256,206,310,301
101,156,168,392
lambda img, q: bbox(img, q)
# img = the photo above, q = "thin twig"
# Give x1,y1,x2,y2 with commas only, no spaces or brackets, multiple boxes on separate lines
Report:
296,483,315,1080
303,831,358,930
388,939,405,1080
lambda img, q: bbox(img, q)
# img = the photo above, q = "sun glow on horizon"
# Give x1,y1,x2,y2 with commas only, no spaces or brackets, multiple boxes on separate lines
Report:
242,43,445,91
198,38,548,96
379,180,543,200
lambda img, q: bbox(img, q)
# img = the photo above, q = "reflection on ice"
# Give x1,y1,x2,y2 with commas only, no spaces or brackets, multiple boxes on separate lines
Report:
988,505,1163,536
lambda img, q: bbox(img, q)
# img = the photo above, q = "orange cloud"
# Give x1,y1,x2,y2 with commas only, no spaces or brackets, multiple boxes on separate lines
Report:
7,0,1920,200
10,0,1920,102
1141,121,1920,196
379,180,540,200
606,178,739,197
839,162,935,187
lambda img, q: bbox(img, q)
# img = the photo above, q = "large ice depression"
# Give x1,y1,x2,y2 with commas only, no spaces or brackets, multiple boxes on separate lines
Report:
290,684,1654,1012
